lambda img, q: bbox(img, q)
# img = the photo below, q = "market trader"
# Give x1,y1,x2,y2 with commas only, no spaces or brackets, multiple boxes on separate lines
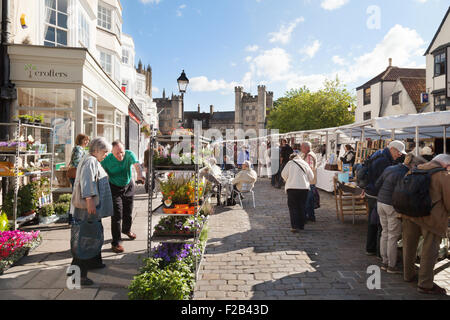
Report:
101,140,145,253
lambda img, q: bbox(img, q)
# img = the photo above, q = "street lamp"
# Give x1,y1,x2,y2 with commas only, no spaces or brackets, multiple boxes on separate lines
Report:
177,70,189,93
177,70,189,125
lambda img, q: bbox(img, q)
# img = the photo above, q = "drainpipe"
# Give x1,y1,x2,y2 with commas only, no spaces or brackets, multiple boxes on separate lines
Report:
1,0,17,137
1,0,17,201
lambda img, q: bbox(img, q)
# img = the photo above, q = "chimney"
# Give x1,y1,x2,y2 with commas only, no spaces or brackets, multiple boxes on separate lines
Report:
388,58,392,67
210,105,214,115
198,104,200,113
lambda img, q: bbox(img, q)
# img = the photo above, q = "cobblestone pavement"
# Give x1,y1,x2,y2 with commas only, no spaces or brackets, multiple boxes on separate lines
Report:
194,178,450,300
0,186,155,300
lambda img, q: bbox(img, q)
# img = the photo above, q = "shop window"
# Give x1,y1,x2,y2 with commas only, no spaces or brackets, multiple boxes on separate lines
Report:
78,11,90,48
363,111,371,121
392,92,400,105
83,93,95,113
98,4,112,31
363,87,371,105
100,51,112,76
44,0,68,47
434,51,446,77
97,108,114,124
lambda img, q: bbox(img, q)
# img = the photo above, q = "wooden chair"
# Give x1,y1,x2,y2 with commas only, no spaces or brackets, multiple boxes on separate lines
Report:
333,176,368,224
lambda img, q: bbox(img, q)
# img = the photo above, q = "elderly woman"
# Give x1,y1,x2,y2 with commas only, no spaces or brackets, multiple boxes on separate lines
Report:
69,137,114,286
231,160,257,198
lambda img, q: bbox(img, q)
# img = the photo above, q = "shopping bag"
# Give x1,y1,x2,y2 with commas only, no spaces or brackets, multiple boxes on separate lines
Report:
70,216,104,260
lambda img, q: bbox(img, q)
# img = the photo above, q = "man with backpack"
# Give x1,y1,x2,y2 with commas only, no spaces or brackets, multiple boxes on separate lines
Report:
374,153,426,274
399,154,450,295
360,140,407,257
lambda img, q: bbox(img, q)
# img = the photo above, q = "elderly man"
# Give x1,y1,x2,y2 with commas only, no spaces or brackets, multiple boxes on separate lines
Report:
364,140,407,257
101,140,145,253
301,142,318,222
401,154,450,295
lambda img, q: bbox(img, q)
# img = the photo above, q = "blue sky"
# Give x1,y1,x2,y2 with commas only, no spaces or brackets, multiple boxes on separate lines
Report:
122,0,449,112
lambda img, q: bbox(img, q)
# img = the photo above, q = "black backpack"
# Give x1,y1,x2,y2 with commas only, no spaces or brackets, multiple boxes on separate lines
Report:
355,153,384,188
392,167,446,217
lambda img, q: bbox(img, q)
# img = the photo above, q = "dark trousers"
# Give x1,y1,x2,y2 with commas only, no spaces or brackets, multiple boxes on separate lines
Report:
110,181,136,246
366,197,382,256
71,253,102,278
287,189,309,229
305,185,316,220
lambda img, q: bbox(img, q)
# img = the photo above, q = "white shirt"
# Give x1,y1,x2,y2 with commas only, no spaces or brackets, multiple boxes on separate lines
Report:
281,157,315,192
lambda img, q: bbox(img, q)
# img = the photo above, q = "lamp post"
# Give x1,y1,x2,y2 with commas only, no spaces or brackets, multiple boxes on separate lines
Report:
177,70,189,126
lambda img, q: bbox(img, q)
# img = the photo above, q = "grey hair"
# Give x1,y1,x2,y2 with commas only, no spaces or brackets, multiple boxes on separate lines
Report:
302,141,312,149
243,160,252,169
432,154,450,167
89,137,112,154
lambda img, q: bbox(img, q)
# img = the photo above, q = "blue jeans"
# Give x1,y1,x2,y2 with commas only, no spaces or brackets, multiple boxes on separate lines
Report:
305,185,316,220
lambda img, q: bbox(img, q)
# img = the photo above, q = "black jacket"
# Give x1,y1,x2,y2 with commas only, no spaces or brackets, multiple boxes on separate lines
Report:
374,163,409,205
366,147,395,196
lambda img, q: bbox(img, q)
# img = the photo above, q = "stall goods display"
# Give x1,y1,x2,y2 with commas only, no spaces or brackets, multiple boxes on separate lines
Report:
0,230,42,274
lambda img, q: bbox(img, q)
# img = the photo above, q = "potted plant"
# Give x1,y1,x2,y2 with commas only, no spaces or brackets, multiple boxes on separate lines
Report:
18,115,33,124
33,114,44,125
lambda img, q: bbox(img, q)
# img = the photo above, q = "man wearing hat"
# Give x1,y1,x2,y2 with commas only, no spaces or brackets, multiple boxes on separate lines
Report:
364,140,407,257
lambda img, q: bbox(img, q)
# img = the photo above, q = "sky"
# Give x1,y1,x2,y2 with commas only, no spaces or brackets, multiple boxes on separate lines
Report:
122,0,449,112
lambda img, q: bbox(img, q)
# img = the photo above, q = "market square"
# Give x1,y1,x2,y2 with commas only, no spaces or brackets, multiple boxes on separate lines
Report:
0,0,449,302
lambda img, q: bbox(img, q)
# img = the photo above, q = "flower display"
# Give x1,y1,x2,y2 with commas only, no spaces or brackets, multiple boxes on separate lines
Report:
159,173,206,205
0,230,41,274
154,215,205,236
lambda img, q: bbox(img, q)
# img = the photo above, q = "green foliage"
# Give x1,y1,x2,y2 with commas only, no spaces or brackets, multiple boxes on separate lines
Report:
267,78,355,133
38,204,54,217
57,194,72,204
54,202,69,216
128,257,194,300
18,182,40,215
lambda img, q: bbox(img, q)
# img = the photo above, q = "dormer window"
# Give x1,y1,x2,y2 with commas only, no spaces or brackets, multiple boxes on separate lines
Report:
434,51,446,77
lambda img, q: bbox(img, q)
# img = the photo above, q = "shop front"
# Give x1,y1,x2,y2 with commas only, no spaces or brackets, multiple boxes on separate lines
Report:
126,99,145,161
8,44,129,182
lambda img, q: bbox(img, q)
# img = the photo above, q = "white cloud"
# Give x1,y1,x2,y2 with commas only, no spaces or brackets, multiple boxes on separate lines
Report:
189,76,239,92
140,0,161,4
300,40,321,59
177,4,187,16
245,45,259,52
268,17,304,45
239,24,425,93
152,87,160,94
332,55,346,66
245,56,253,63
321,0,349,11
252,48,292,80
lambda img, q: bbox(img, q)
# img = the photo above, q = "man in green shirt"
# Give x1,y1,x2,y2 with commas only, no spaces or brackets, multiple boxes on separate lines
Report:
101,140,145,253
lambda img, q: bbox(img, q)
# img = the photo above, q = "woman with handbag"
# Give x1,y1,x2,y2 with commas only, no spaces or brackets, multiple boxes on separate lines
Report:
68,134,90,187
281,154,315,232
69,137,113,286
67,134,90,225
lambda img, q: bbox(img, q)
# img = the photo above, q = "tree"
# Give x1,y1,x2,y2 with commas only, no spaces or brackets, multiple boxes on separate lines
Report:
267,78,355,133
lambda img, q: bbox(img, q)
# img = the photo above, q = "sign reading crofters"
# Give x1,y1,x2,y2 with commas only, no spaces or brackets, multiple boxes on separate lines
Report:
24,64,68,79
10,62,82,83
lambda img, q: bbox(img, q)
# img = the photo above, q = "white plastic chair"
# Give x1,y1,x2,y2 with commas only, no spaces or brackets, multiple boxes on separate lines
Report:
232,183,255,209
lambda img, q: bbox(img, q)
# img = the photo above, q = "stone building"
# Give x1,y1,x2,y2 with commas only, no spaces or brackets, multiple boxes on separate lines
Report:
157,86,273,135
235,85,274,132
154,90,183,134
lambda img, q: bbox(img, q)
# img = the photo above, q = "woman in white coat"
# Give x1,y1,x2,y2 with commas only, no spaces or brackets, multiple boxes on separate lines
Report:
281,154,315,232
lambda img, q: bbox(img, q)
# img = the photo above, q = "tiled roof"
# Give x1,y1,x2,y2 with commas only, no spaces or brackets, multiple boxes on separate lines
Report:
211,111,235,121
399,77,427,111
356,67,425,90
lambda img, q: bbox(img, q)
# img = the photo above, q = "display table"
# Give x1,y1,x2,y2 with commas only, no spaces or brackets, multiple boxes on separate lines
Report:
316,166,338,192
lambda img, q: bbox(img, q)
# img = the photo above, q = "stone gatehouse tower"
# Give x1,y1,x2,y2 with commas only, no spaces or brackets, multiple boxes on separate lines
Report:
235,85,273,132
